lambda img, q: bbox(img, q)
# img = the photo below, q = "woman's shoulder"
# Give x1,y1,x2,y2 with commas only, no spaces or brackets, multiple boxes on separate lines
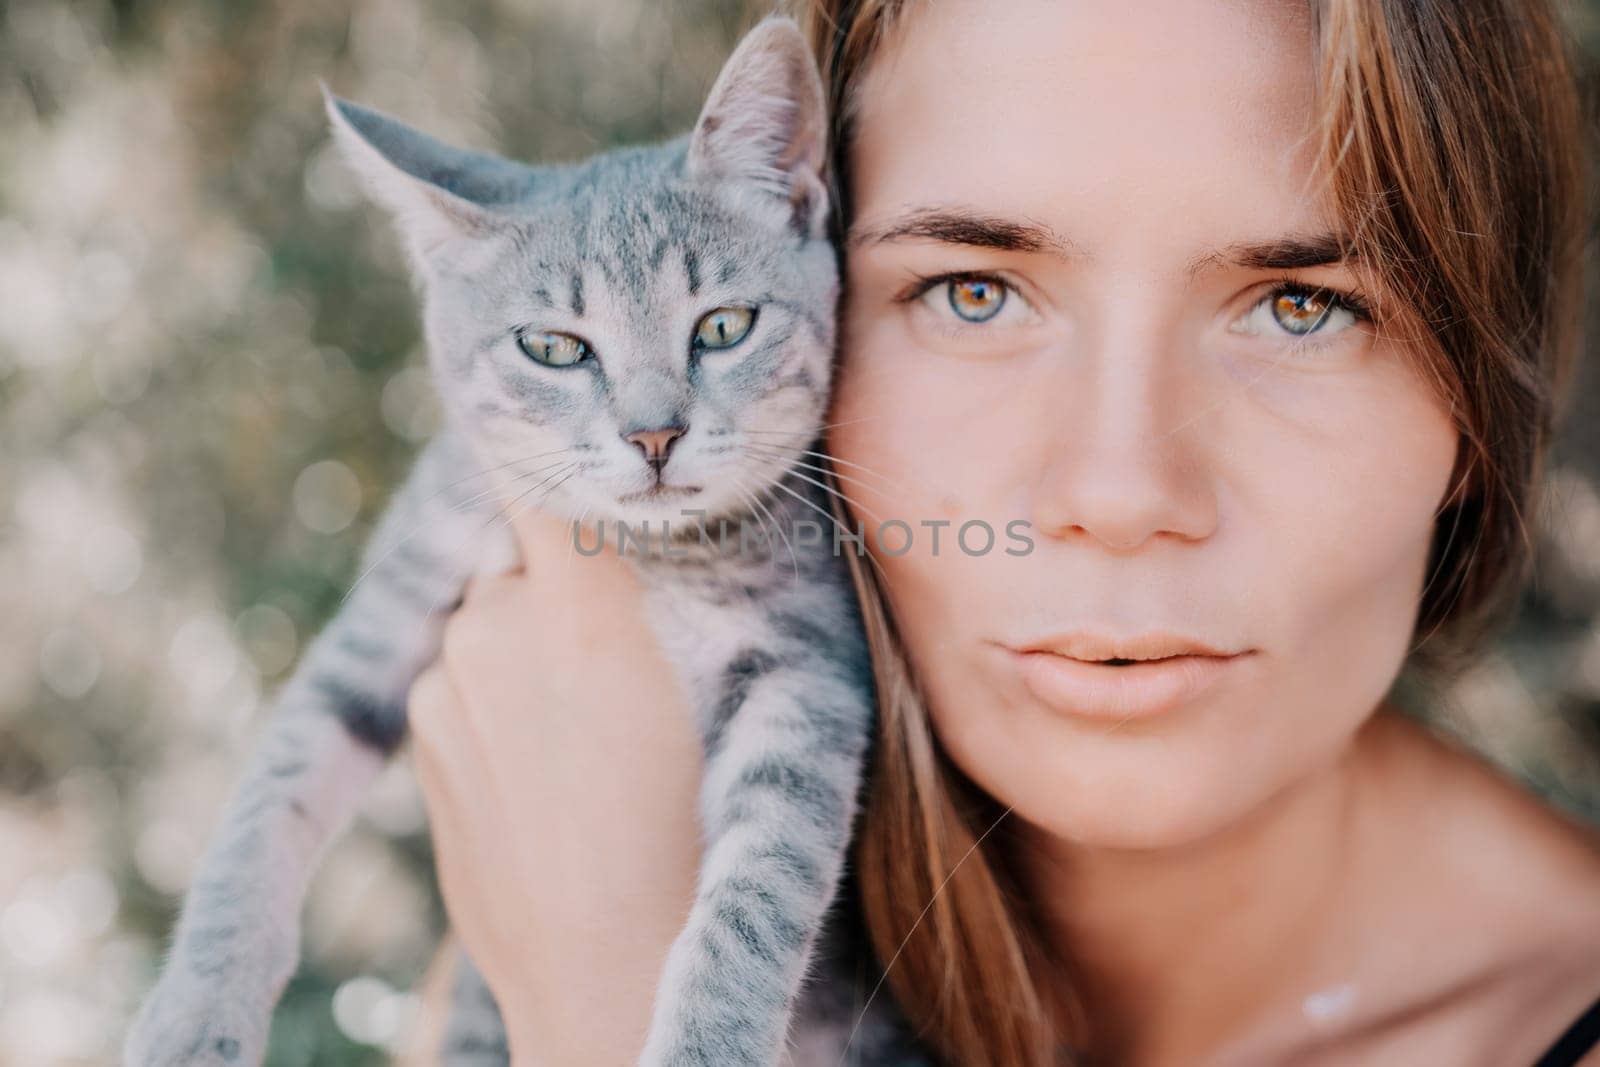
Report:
1400,711,1600,941
1370,709,1600,917
1449,757,1600,1065
1370,711,1600,1064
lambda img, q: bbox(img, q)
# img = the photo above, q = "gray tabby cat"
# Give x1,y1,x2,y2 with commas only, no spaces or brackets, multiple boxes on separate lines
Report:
124,16,882,1066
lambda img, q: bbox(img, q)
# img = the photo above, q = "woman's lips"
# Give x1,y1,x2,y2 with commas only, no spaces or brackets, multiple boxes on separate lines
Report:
1009,647,1251,721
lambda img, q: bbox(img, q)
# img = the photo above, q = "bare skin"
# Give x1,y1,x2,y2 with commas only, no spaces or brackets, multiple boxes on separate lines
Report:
409,509,704,1065
408,1,1600,1064
410,543,1600,1067
1007,708,1600,1065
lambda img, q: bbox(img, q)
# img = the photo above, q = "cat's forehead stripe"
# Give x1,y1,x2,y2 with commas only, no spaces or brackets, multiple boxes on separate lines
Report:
685,249,702,296
568,272,585,317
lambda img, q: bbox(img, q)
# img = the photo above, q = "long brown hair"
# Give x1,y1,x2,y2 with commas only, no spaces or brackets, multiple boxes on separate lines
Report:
795,1,1589,1063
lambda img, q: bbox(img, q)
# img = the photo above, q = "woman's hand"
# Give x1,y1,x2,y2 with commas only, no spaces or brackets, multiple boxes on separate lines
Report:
407,508,706,1064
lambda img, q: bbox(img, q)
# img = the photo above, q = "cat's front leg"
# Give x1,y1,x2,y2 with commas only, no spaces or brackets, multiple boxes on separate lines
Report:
125,431,510,1066
638,664,872,1067
123,703,388,1067
440,948,511,1066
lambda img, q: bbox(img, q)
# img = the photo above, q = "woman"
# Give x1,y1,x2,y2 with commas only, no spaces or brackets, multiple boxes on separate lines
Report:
407,0,1600,1063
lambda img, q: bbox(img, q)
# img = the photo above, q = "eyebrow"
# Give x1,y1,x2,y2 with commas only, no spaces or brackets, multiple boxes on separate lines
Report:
848,207,1354,279
846,206,1080,258
1188,233,1354,279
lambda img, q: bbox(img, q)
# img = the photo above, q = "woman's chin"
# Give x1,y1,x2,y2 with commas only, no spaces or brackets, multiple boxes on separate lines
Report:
942,706,1288,853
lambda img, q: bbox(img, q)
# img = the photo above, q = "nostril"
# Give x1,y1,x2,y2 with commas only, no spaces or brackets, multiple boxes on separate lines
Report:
624,424,687,466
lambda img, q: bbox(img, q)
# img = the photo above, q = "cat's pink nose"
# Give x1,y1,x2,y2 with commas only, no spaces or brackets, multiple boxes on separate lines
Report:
625,425,686,468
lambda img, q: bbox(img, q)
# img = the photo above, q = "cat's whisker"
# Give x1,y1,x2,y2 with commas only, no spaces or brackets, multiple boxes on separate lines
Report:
733,475,801,584
491,469,582,570
417,462,578,631
480,463,579,552
446,458,573,517
768,480,890,583
775,466,886,527
433,447,574,499
747,414,883,435
510,468,581,523
739,436,905,491
788,461,894,503
783,448,903,490
376,449,578,533
837,805,1016,1065
728,481,769,546
563,503,593,570
339,454,572,608
743,447,897,502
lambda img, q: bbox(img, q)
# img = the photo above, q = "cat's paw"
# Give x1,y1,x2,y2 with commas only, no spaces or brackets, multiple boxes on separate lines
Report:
123,973,271,1067
439,1035,511,1067
638,1031,770,1067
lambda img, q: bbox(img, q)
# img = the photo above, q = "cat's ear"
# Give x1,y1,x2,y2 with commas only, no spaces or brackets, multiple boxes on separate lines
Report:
687,16,829,237
322,86,523,263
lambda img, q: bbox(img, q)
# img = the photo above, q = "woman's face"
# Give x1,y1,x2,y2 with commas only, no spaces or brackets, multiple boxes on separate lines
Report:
832,0,1461,848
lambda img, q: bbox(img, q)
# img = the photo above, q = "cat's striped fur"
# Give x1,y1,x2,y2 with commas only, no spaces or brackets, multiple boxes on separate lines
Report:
126,17,891,1065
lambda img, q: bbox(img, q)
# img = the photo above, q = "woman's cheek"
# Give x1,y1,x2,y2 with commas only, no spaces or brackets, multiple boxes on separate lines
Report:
1245,351,1456,567
833,311,1041,525
1227,348,1460,700
832,314,950,519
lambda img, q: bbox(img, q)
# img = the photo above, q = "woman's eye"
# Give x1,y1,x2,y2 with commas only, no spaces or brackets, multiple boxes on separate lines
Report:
903,273,1021,331
1234,285,1363,344
1271,289,1340,335
947,277,1006,322
693,306,757,351
517,330,592,367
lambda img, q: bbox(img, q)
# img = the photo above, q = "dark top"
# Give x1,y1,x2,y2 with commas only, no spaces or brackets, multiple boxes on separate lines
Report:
1533,990,1600,1067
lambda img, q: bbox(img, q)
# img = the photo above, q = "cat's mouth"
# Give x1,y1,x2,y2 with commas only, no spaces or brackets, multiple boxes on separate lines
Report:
616,484,704,504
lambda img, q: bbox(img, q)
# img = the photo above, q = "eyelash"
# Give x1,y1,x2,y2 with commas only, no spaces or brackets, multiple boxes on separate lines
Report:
893,270,1031,338
894,270,1016,309
1258,275,1373,324
895,271,1374,339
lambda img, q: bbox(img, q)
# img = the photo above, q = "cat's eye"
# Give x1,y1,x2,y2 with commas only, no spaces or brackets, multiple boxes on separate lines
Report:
517,329,593,367
693,306,756,351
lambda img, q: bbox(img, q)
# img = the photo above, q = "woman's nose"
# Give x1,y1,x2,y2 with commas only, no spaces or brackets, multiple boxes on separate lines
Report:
1029,325,1219,552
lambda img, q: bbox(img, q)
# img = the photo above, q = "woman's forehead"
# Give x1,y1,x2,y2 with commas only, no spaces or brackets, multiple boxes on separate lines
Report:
846,0,1333,260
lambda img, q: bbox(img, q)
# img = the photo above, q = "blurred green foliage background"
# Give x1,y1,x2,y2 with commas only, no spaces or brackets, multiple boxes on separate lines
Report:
1,0,1598,1063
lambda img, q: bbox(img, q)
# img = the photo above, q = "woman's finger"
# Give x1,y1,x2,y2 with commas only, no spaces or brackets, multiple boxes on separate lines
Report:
407,664,455,745
408,673,485,920
407,664,486,814
407,680,453,796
